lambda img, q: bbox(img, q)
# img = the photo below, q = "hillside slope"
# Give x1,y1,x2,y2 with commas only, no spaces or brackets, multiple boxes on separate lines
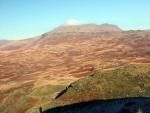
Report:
24,64,150,113
0,24,150,113
57,64,150,102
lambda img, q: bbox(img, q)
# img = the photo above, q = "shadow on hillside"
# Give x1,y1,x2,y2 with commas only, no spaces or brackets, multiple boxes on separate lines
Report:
41,97,150,113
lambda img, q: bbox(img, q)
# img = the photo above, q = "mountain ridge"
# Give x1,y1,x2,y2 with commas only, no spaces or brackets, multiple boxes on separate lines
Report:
0,40,10,46
0,23,150,113
52,23,122,33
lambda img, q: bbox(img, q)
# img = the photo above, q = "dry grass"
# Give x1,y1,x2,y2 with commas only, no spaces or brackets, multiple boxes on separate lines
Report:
0,30,150,113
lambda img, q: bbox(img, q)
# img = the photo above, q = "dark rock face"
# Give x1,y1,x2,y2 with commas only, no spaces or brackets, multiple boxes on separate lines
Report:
43,97,150,113
54,84,72,99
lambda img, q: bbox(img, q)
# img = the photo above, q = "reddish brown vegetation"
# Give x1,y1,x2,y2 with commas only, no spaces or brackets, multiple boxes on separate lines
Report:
0,28,150,112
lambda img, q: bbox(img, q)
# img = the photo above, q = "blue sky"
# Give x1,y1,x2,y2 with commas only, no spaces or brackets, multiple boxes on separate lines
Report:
0,0,150,40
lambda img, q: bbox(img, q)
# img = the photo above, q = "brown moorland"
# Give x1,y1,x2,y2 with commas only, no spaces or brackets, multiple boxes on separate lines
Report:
0,24,150,113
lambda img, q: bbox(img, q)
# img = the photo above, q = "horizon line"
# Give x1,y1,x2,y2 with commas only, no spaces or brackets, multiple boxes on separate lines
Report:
1,23,150,41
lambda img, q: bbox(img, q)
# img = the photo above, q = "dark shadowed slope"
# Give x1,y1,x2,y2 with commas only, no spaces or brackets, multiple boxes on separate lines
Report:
43,97,150,113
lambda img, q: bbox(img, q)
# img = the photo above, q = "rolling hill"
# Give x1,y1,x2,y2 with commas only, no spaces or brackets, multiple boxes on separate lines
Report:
27,64,150,113
0,24,150,113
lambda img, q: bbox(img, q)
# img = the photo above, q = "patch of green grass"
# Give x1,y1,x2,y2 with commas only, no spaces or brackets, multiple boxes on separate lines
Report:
1,87,35,113
30,84,65,97
0,84,66,113
1,64,150,113
57,64,150,103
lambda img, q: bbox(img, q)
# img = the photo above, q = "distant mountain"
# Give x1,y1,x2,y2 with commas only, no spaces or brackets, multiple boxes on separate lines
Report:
52,23,122,33
0,37,39,51
0,23,150,113
0,24,122,51
0,40,9,46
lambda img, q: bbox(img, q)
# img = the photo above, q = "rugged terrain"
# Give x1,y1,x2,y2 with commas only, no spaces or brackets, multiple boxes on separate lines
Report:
39,64,150,113
0,24,150,113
